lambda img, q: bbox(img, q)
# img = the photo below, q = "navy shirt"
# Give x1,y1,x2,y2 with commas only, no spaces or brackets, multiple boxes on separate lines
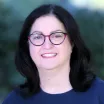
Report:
2,77,104,104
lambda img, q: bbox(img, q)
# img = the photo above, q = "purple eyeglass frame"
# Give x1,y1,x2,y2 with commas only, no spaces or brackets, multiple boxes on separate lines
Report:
28,31,67,46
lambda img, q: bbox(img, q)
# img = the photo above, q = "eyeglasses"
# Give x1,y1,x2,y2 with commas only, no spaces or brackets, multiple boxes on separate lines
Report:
28,31,67,46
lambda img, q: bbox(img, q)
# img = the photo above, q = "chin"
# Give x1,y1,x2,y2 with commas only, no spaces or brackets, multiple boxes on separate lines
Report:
38,63,59,70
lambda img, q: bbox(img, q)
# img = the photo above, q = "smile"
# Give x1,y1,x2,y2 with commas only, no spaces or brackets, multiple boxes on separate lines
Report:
41,53,57,58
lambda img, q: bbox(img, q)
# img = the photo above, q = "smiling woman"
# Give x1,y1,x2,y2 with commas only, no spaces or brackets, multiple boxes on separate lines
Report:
2,4,104,104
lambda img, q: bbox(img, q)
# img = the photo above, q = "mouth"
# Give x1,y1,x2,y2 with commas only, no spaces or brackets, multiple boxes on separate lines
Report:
41,53,57,58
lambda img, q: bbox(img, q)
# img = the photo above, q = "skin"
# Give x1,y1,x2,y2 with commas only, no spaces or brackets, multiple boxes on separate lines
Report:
29,15,73,94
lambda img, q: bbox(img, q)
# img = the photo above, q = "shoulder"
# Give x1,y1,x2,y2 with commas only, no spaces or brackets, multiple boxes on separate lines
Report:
93,77,104,103
2,88,26,104
94,77,104,91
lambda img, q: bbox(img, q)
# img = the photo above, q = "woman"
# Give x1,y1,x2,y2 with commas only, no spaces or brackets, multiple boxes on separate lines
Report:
2,4,104,104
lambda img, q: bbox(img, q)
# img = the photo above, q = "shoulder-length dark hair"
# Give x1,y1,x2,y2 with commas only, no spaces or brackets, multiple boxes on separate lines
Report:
15,4,96,97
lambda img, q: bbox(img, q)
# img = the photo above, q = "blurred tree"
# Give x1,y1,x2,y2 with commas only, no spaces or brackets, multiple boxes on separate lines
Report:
0,1,24,101
74,9,104,79
2,0,60,18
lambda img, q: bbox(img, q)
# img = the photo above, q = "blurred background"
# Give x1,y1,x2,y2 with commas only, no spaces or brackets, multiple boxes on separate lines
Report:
0,0,104,103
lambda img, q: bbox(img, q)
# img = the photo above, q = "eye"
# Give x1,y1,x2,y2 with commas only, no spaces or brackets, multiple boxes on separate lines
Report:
31,33,44,40
52,32,63,38
55,33,63,38
34,35,42,39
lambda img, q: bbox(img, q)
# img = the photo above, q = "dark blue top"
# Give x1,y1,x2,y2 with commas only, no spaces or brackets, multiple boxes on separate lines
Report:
2,77,104,104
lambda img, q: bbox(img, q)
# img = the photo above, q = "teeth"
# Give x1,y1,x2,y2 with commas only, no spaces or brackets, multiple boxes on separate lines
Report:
41,53,57,57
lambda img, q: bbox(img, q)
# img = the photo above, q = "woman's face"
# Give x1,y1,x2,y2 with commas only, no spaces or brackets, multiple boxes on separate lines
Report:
29,15,72,70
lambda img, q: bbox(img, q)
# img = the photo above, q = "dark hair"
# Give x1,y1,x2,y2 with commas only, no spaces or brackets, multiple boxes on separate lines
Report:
15,4,96,97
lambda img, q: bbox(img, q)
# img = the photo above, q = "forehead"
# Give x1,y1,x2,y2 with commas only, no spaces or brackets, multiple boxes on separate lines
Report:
30,15,66,34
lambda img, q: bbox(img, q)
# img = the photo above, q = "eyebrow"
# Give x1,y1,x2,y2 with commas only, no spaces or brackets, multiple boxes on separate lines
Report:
31,29,66,34
51,30,66,33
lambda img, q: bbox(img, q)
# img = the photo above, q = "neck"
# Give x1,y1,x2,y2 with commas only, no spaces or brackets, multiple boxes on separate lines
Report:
38,62,72,94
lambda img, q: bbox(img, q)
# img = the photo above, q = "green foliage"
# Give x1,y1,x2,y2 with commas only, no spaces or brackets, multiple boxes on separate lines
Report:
0,1,24,101
74,9,104,78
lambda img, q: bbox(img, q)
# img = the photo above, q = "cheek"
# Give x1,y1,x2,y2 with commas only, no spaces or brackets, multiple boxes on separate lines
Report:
60,46,72,58
29,44,40,63
59,39,72,59
61,38,72,52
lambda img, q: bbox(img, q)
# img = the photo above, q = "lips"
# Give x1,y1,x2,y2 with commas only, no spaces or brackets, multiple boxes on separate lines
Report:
41,53,57,58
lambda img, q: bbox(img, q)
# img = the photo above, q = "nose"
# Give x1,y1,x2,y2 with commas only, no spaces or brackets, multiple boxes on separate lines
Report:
42,36,54,49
